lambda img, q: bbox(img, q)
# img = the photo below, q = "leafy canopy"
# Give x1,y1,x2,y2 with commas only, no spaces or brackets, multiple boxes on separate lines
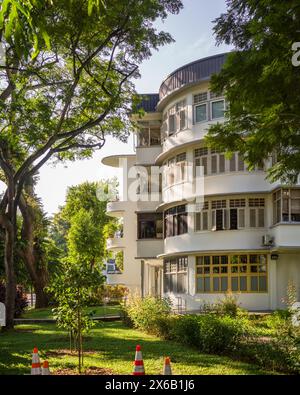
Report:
205,0,300,183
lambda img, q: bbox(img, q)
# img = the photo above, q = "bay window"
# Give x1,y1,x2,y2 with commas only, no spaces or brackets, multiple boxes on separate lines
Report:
273,189,300,224
164,205,188,238
194,197,265,231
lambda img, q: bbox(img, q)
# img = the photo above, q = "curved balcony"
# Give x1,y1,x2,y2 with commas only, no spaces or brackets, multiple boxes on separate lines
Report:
106,200,125,217
157,53,228,109
162,229,269,257
106,237,124,251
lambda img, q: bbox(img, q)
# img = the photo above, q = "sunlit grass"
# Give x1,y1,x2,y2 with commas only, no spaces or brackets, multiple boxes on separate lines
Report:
21,305,121,320
0,321,277,375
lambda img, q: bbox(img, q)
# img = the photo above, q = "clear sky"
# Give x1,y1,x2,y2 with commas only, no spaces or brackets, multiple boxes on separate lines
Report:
36,0,232,215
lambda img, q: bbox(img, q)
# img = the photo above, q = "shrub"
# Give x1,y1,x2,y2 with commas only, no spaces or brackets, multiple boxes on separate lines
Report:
199,294,248,319
197,314,248,354
0,282,28,318
122,296,172,336
214,294,241,318
171,315,201,346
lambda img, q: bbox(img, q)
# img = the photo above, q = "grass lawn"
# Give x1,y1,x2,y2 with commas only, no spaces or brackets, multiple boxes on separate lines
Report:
22,305,121,320
0,321,277,375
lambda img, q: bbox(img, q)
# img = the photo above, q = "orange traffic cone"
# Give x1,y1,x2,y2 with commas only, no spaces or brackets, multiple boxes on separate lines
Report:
31,347,42,375
162,357,172,375
133,345,145,375
41,360,51,375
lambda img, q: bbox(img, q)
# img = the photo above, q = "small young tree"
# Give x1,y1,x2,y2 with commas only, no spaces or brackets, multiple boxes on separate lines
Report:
48,209,105,373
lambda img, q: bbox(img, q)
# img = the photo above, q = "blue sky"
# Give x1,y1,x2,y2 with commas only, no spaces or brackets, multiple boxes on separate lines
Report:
36,0,232,215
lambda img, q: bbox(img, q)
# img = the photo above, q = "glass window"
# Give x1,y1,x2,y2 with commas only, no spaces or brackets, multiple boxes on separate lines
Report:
164,256,187,293
273,189,300,223
196,254,268,293
230,154,236,172
168,114,175,135
195,104,207,123
219,154,225,173
164,205,188,238
211,100,225,119
211,155,217,174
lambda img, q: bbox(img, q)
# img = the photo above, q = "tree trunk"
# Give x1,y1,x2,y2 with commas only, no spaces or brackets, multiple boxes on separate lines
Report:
19,191,49,308
4,222,16,329
0,181,17,329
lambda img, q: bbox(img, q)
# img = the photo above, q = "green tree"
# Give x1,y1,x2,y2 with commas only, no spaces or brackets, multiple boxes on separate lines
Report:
206,0,300,183
49,207,105,373
0,0,183,328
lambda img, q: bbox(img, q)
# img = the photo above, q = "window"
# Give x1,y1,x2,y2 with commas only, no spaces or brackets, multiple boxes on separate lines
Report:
177,100,187,130
176,153,187,182
196,254,268,293
211,200,227,231
238,154,245,171
193,92,225,123
230,153,236,172
194,92,208,104
248,198,265,228
164,257,188,293
195,104,207,123
138,213,163,239
137,123,161,147
165,153,187,187
273,189,300,223
168,113,176,135
194,92,208,123
194,147,208,176
195,201,209,231
164,205,188,238
211,100,225,119
167,100,187,135
229,199,246,230
219,154,225,173
193,196,266,232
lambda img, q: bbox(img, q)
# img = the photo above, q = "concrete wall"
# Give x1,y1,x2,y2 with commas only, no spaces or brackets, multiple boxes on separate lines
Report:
276,254,300,308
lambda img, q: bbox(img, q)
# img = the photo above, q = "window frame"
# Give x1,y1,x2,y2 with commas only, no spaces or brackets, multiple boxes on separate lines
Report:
196,253,268,294
211,99,225,120
164,256,188,293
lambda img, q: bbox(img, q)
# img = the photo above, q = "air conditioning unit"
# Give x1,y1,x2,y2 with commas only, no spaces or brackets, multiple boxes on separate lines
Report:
262,234,274,246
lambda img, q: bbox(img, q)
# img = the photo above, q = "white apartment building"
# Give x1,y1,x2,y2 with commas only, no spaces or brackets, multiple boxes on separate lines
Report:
102,53,300,311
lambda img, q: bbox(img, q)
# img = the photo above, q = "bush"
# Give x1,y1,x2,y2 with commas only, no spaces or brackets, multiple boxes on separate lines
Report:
197,314,248,354
0,282,28,318
214,294,241,318
199,294,248,319
171,315,201,346
122,296,172,336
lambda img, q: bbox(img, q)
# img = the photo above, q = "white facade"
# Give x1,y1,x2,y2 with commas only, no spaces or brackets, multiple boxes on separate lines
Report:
102,54,300,311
